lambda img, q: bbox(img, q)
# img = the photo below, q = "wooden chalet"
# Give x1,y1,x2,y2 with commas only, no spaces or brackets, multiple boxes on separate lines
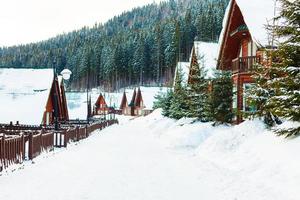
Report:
43,75,69,125
217,0,279,123
128,88,149,116
93,93,109,115
0,68,69,125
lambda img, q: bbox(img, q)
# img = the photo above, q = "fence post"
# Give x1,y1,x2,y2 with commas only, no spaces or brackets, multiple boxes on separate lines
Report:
64,129,68,148
76,126,79,142
39,131,43,153
1,134,5,170
28,133,33,160
85,125,89,138
21,134,25,161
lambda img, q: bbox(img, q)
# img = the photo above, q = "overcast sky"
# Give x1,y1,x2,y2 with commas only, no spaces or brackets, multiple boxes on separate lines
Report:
0,0,164,47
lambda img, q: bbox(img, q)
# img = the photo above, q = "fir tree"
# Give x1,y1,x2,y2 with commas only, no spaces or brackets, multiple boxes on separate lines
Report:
169,66,189,119
249,0,300,136
270,0,300,136
187,51,211,121
153,89,174,117
211,71,233,125
248,60,283,127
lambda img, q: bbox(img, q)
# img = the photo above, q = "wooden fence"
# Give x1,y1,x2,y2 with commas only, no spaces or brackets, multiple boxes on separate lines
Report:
0,119,118,172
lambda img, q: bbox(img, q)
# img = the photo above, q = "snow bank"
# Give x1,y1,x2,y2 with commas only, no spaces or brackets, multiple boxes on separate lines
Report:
0,108,299,200
135,109,300,200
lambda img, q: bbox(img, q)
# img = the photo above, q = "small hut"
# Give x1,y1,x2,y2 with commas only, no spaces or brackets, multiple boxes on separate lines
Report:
126,88,147,116
93,93,109,115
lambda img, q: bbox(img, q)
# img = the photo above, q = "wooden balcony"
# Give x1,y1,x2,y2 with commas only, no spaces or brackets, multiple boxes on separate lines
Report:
232,56,260,73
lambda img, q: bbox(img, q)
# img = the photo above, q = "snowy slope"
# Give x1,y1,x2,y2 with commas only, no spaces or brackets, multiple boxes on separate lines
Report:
1,109,299,200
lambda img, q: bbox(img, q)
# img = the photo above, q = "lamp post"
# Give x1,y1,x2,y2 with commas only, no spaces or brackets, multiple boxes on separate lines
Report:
53,63,72,130
60,69,72,81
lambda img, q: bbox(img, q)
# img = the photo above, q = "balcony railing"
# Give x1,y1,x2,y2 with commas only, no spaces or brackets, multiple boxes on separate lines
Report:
232,56,260,73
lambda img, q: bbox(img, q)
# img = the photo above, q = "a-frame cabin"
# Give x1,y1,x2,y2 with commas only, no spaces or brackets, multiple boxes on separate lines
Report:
43,75,69,125
217,0,278,123
93,93,109,115
127,88,146,116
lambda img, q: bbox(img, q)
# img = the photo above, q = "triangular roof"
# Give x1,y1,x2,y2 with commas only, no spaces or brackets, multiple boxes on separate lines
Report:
95,93,107,107
193,42,218,78
0,68,54,125
134,87,144,107
119,91,128,109
129,89,136,107
173,62,190,86
174,41,218,86
218,0,280,51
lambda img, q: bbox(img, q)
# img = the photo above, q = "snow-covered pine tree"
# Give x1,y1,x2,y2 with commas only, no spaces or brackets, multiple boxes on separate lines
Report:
249,0,299,136
247,60,279,127
187,49,211,121
269,0,300,136
153,89,174,117
169,65,189,119
211,71,233,125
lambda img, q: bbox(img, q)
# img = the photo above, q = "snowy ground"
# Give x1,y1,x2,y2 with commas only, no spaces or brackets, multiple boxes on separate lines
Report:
1,109,299,200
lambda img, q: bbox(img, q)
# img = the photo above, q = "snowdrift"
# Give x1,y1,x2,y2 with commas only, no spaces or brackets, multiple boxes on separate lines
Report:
133,109,300,200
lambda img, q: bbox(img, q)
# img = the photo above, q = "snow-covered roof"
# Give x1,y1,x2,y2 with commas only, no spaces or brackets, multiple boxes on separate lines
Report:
219,0,280,48
194,42,218,78
173,62,190,86
0,68,54,125
237,0,280,46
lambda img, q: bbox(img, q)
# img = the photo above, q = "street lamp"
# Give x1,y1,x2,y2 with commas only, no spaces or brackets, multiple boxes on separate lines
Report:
60,69,72,81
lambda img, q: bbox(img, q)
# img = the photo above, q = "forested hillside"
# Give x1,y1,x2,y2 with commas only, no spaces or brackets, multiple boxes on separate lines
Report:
0,0,228,91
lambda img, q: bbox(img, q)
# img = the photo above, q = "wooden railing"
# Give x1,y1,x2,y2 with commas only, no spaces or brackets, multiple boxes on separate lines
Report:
0,119,118,172
232,56,260,73
0,134,25,170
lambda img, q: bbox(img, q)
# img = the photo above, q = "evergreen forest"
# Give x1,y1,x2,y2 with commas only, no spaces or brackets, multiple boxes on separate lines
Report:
0,0,228,91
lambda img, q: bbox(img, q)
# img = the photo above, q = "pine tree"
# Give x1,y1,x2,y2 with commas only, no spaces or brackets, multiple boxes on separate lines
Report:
270,0,300,136
187,50,211,121
249,0,300,136
248,60,280,127
211,71,233,125
153,89,174,117
169,66,189,119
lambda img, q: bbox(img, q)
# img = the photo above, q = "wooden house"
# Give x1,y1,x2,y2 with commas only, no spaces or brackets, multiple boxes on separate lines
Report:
217,0,279,123
93,93,109,115
43,75,69,125
0,68,69,125
174,41,219,88
125,88,147,116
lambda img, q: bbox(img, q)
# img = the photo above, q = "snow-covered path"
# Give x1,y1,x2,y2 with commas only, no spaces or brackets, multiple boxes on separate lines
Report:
0,118,215,200
0,112,299,200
